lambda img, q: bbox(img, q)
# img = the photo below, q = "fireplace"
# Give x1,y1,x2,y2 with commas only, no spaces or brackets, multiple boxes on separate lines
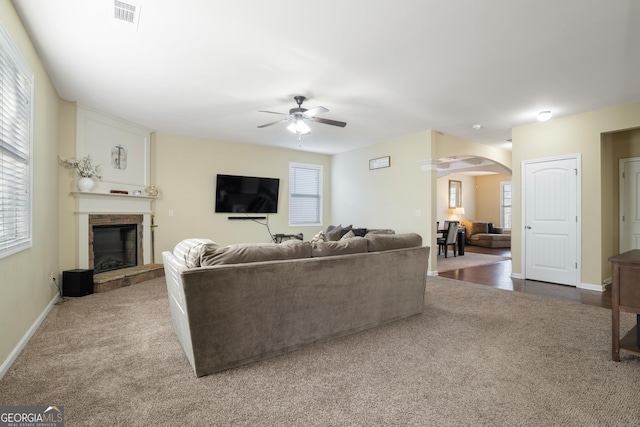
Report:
92,224,138,273
89,214,144,273
73,192,154,270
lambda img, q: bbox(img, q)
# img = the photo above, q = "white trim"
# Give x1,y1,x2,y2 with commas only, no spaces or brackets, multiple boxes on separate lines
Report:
0,293,59,380
427,270,439,276
578,282,606,292
521,153,582,287
511,272,524,279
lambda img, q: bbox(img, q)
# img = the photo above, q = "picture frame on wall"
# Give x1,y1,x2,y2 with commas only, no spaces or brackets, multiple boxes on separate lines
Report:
369,156,391,170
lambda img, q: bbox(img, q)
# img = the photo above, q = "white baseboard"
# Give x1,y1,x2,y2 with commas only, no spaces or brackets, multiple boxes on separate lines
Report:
0,293,59,381
427,270,439,276
578,282,607,292
511,273,524,279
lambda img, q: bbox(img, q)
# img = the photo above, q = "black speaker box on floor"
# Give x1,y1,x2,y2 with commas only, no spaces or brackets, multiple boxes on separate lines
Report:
62,269,94,297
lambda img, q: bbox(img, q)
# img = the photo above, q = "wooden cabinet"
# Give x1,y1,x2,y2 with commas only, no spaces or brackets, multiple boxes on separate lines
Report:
609,250,640,362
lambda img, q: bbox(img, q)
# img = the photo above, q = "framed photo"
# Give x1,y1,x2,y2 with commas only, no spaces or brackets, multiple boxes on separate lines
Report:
369,156,391,170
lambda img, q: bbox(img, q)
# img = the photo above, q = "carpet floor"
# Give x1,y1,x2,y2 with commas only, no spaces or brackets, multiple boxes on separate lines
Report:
1,276,638,426
436,251,510,272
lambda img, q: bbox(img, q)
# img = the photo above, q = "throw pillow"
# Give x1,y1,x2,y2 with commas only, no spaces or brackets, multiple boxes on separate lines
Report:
340,230,356,240
326,224,343,241
339,225,353,238
351,227,367,237
488,223,495,233
471,222,489,235
310,230,328,243
172,238,218,268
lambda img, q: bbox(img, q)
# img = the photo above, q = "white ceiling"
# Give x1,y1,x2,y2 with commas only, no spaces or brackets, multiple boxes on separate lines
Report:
11,0,640,155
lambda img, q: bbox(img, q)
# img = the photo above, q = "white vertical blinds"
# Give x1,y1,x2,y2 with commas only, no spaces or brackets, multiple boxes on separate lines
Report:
0,26,33,259
289,163,322,226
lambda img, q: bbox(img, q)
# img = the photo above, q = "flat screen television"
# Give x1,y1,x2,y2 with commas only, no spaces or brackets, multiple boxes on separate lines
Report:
215,174,280,214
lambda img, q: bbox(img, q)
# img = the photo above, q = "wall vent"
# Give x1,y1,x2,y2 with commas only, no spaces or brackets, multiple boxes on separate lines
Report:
114,0,140,27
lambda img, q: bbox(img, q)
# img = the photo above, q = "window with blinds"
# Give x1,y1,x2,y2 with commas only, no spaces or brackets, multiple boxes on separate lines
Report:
0,24,33,259
289,163,322,226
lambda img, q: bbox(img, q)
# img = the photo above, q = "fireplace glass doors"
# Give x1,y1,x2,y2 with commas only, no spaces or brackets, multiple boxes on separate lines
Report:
92,224,138,273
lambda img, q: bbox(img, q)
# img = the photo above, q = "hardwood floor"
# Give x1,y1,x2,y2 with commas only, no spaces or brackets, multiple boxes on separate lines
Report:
438,245,612,309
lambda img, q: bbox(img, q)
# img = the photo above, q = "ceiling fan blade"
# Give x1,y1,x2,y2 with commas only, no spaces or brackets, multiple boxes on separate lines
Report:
310,117,347,128
259,110,288,115
303,106,329,117
257,118,291,128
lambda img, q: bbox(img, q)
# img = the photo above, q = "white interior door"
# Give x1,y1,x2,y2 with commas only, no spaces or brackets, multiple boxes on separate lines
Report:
620,158,640,252
524,157,579,286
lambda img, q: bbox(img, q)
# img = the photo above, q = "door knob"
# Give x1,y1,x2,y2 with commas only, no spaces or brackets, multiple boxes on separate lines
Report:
526,225,532,229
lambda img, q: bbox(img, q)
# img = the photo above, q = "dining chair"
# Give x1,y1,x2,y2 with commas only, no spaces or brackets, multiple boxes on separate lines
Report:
437,221,459,258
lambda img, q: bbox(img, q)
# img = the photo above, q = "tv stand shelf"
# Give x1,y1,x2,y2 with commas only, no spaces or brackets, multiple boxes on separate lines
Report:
609,249,640,362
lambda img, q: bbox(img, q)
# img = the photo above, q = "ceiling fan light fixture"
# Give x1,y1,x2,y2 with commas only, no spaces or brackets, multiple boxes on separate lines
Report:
537,110,552,122
287,119,311,135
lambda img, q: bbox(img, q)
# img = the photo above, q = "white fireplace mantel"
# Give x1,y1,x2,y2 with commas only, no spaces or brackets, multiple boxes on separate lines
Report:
73,191,156,269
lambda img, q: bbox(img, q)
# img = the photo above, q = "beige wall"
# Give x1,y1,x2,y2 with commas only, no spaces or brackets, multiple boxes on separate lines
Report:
512,102,640,288
0,3,60,372
152,133,333,256
436,174,477,224
58,100,77,273
475,174,511,226
332,131,436,269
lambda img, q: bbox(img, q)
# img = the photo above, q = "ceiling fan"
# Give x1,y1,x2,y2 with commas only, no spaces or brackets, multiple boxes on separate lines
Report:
257,96,347,142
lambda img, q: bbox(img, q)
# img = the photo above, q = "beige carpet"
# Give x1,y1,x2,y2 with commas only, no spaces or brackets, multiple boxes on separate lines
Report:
437,251,510,272
1,276,639,426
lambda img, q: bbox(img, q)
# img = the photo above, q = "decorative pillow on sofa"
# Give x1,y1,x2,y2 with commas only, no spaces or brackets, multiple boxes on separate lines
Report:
351,227,367,237
200,240,312,266
173,238,219,268
311,236,368,257
364,233,422,252
326,224,353,241
340,230,356,240
310,230,328,243
471,221,489,235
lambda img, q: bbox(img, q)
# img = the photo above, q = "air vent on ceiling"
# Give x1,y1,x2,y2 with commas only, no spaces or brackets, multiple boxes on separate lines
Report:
114,0,140,27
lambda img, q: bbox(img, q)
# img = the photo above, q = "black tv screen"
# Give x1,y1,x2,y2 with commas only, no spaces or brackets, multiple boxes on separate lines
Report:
215,174,280,214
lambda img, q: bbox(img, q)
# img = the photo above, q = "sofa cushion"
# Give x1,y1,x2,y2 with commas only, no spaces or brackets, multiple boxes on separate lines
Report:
173,238,219,268
365,233,422,252
311,236,368,257
201,240,312,266
365,229,395,235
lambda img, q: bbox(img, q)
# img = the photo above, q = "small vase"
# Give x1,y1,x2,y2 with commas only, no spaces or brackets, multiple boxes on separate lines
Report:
77,177,95,192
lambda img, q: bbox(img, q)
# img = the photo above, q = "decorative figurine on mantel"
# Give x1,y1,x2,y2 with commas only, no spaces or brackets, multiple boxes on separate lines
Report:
58,155,102,192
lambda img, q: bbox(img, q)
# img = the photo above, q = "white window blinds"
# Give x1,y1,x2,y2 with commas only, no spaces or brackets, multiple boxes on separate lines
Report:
0,25,33,259
289,163,322,226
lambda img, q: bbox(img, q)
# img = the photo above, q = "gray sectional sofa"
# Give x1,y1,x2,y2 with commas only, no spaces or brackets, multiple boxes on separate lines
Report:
162,233,430,376
461,220,511,248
